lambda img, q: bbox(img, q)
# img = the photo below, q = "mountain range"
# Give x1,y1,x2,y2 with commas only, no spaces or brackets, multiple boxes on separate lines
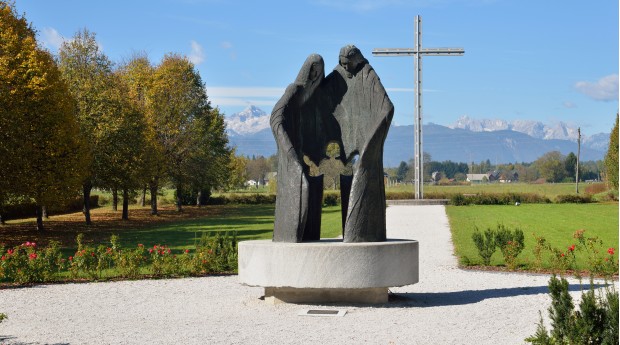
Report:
225,106,610,167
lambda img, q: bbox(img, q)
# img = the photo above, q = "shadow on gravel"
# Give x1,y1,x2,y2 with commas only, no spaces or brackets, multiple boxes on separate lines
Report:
0,335,69,345
386,283,607,308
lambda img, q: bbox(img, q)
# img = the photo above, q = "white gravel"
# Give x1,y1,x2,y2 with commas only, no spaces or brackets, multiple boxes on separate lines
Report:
0,205,614,345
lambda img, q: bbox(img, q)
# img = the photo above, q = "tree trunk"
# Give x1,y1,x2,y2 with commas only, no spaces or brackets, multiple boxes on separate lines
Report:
149,180,158,216
175,184,183,212
112,189,118,211
122,188,129,220
83,183,92,225
196,191,202,207
140,187,147,207
0,214,4,225
36,204,45,232
42,206,49,219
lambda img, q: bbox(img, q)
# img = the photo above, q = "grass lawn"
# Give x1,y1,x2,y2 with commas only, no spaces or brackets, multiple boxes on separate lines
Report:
1,204,344,254
446,203,619,272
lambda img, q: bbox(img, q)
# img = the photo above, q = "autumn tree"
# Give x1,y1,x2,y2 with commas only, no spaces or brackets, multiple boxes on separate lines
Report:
58,29,114,225
226,151,248,190
605,114,619,190
147,54,212,212
0,1,86,230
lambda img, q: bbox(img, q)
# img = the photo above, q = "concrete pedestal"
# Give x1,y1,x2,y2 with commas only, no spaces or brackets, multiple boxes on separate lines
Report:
238,239,419,304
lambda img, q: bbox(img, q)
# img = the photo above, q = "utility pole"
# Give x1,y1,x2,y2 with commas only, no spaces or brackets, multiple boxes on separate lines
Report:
576,127,581,193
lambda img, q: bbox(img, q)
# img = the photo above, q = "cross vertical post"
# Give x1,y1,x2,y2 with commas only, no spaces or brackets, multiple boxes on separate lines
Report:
373,15,464,199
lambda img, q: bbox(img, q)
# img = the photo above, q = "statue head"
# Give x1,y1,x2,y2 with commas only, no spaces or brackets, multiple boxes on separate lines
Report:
338,45,367,78
295,54,324,102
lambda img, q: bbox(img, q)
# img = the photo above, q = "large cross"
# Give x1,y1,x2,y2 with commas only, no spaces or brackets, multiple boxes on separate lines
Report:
373,15,464,199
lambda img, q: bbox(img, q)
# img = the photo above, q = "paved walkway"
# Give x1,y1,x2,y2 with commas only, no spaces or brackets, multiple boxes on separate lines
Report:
0,205,606,344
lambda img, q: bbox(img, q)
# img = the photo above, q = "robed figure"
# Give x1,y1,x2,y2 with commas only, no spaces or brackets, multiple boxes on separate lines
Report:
271,46,393,243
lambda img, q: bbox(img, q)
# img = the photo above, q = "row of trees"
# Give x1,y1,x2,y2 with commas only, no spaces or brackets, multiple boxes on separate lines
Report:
1,2,233,230
386,149,614,185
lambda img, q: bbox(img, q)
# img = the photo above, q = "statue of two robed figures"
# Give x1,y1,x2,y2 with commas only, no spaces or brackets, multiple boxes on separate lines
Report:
271,45,394,243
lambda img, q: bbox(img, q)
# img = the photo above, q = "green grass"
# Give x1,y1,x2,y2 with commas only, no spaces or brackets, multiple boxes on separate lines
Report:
105,204,343,252
388,182,579,200
446,203,619,271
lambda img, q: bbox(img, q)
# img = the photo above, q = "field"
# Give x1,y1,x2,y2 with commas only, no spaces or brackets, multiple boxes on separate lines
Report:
387,182,582,200
446,203,619,272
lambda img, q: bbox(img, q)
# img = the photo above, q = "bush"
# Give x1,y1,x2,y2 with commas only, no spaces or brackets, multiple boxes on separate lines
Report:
322,192,340,206
0,195,99,221
585,183,608,195
471,227,497,265
555,194,593,203
449,193,550,206
526,275,619,344
494,225,525,269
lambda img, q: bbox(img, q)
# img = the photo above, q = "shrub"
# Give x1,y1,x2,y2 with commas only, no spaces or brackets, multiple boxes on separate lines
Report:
526,275,619,344
494,225,525,269
195,231,238,273
0,313,6,324
322,192,340,207
471,227,497,265
555,194,592,203
585,183,608,195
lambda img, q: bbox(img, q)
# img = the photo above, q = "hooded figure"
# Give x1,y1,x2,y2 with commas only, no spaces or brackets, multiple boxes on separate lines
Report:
271,54,325,242
323,45,394,242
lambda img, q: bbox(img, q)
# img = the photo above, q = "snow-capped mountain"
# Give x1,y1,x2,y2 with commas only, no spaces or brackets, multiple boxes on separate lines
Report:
450,116,582,141
225,105,270,136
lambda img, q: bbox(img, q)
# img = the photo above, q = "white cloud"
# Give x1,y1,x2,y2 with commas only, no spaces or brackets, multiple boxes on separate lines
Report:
40,27,66,51
188,40,205,65
563,101,577,109
574,74,619,102
221,41,233,49
206,86,284,108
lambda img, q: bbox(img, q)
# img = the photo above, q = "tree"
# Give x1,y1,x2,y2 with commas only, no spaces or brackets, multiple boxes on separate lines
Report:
225,151,248,191
604,114,619,190
396,161,409,182
564,152,577,180
118,54,163,215
58,29,114,225
146,53,211,211
0,1,86,230
535,151,566,183
245,156,270,187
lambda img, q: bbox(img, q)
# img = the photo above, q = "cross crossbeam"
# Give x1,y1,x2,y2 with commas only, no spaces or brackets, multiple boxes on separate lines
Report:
373,15,464,199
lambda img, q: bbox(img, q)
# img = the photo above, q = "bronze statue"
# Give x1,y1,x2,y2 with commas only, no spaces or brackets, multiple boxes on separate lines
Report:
271,45,394,243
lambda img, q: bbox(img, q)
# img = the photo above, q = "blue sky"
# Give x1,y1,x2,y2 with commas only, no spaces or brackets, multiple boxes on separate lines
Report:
16,0,619,135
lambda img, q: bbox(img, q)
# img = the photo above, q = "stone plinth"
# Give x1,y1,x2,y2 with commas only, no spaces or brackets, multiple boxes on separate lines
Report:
238,239,419,304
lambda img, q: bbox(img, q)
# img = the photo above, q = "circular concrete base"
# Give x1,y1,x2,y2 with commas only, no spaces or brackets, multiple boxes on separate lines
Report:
238,239,419,294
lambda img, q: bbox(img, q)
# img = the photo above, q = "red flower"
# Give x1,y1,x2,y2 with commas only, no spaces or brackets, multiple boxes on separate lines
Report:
7,249,13,255
138,244,143,247
28,253,37,260
608,248,615,255
568,244,575,252
560,253,565,257
184,249,190,254
91,252,95,257
1,256,5,261
69,256,73,261
148,249,153,254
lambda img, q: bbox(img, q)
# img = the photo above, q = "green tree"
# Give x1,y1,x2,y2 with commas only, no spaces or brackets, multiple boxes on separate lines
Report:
225,151,248,191
604,114,618,190
0,1,86,230
396,161,409,182
146,53,210,211
564,152,577,180
58,28,114,225
535,151,566,183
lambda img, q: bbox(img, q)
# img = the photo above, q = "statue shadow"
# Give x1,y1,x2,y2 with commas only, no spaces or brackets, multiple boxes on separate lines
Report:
384,283,607,308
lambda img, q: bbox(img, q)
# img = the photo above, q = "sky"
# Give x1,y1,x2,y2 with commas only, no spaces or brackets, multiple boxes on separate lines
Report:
15,0,619,136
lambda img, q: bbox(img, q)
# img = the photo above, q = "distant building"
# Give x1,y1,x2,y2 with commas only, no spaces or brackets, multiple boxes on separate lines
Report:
499,171,519,183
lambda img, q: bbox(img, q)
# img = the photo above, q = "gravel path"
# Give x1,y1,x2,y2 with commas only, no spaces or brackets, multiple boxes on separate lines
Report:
0,205,612,345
